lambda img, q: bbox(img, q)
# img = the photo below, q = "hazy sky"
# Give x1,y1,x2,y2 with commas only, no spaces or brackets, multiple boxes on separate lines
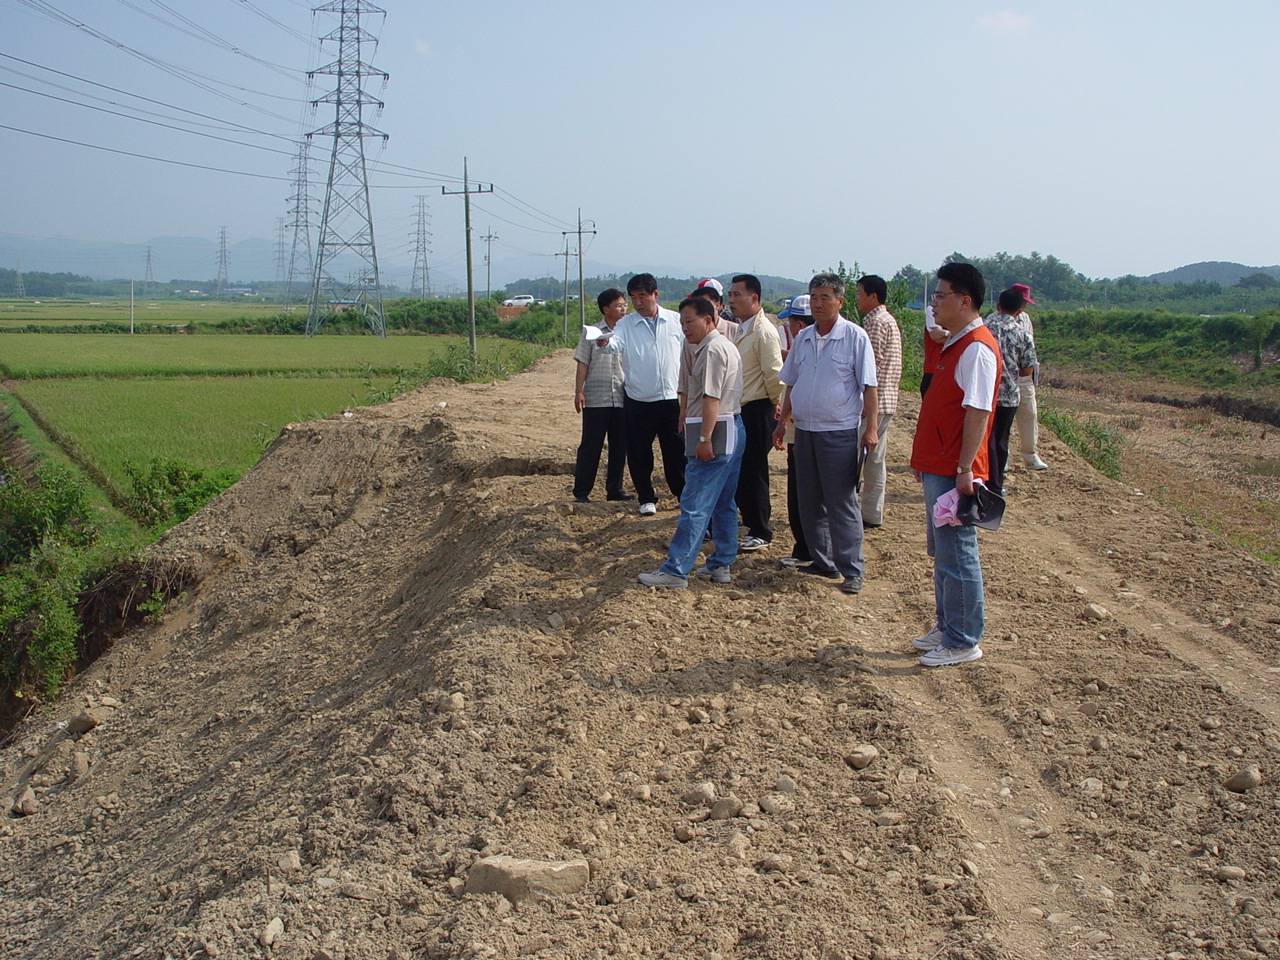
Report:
1,0,1276,287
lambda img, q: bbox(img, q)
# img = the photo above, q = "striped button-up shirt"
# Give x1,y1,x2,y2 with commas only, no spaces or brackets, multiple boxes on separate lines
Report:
860,304,901,417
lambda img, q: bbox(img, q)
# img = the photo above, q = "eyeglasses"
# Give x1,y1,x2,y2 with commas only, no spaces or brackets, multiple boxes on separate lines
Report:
931,290,964,301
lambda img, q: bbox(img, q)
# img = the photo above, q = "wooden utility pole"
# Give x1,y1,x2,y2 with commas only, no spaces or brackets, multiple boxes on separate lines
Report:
442,158,493,361
555,240,573,337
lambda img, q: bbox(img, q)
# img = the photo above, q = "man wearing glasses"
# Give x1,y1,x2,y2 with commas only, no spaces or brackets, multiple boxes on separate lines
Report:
909,262,1001,666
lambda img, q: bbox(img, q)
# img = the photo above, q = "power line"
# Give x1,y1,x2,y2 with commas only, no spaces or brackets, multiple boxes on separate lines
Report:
111,0,302,81
13,0,303,120
0,121,293,180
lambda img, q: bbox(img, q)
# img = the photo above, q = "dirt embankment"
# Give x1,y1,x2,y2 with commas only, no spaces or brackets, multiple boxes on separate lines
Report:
3,353,1280,960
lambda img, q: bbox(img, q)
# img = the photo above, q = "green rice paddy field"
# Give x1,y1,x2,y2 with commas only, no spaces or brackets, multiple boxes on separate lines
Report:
0,333,514,378
0,331,540,504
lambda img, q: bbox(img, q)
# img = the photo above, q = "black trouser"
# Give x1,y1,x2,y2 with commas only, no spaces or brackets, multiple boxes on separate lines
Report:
785,442,811,561
573,405,627,500
987,404,1018,495
734,397,775,541
623,396,685,505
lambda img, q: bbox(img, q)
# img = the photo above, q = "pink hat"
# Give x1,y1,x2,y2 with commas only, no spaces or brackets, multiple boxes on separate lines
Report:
1010,283,1036,305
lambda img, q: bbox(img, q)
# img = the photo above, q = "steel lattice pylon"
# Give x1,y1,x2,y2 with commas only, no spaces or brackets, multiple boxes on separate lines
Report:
306,0,388,338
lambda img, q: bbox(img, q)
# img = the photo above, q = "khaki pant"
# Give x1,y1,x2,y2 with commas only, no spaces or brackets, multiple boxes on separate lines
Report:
1015,375,1038,463
857,412,893,526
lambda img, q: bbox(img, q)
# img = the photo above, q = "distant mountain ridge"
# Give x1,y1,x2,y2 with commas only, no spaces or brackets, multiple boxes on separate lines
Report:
1144,261,1280,285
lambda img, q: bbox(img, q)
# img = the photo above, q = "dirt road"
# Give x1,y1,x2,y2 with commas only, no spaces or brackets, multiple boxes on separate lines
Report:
3,352,1278,960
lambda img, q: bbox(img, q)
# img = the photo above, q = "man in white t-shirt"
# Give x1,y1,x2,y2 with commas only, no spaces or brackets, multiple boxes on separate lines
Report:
909,262,1001,667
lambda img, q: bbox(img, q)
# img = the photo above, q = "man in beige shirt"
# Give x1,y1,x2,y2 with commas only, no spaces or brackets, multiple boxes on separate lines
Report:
728,273,784,552
637,297,744,589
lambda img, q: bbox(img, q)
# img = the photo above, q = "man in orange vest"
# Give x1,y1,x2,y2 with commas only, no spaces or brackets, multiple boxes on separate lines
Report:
909,262,1002,666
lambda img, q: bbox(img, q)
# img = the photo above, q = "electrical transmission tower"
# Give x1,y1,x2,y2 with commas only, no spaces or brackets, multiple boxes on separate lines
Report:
306,0,389,337
274,218,287,285
216,227,230,299
14,259,24,298
411,196,432,299
144,246,155,297
283,139,315,312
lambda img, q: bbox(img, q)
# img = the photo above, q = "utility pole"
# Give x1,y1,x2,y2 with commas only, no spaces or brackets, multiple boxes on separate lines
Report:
216,226,230,299
306,0,389,338
481,227,498,302
555,239,572,337
410,196,432,299
562,208,596,330
442,157,493,361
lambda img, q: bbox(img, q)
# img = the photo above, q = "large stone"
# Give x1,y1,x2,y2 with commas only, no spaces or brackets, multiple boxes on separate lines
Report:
844,745,880,770
464,855,590,904
66,707,112,735
11,787,39,817
1225,766,1262,793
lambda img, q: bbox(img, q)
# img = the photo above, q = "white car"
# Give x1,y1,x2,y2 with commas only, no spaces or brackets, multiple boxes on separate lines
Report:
502,294,541,307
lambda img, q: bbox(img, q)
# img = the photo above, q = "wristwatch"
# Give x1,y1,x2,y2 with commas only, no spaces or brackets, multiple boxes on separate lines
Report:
699,435,713,444
956,464,973,475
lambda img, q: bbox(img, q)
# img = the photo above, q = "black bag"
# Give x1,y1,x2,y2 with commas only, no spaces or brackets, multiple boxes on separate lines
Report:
956,483,1006,531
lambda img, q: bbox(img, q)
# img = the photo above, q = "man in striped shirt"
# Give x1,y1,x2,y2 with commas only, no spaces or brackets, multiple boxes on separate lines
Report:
854,275,902,529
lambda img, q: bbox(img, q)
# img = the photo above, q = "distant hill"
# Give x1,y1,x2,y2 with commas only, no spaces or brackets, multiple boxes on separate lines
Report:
1145,261,1280,286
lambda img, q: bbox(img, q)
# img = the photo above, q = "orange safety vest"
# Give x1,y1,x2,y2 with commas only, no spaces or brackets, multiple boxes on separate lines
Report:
911,324,1002,480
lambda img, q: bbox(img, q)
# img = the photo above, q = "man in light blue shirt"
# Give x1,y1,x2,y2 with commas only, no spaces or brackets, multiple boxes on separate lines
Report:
772,272,878,594
606,273,685,515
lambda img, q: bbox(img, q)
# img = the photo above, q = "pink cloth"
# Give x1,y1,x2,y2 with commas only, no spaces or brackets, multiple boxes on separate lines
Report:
932,487,962,527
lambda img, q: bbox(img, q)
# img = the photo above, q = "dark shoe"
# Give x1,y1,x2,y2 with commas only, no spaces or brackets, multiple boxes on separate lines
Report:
573,495,591,503
739,535,770,552
795,563,839,580
862,521,881,529
840,576,863,594
606,492,635,501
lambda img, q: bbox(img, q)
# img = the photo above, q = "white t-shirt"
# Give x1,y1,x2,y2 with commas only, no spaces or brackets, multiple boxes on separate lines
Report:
944,318,998,412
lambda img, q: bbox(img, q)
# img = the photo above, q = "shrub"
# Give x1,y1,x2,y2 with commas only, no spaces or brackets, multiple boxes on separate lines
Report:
1039,405,1125,480
122,458,237,528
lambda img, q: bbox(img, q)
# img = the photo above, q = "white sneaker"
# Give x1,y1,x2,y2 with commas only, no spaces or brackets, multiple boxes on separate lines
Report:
1025,456,1048,471
919,645,983,667
638,502,657,516
911,626,945,651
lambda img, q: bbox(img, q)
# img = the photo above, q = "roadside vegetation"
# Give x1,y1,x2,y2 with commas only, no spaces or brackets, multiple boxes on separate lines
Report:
0,317,550,724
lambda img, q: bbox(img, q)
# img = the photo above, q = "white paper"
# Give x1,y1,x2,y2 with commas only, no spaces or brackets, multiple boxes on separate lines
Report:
683,415,738,455
582,323,614,341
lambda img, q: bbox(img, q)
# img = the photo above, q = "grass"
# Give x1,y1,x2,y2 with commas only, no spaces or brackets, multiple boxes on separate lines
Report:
9,377,384,496
0,299,283,324
0,333,531,379
1039,403,1126,480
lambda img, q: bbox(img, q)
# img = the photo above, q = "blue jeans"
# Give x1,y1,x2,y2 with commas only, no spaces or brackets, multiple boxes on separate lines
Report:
920,472,984,649
660,416,744,578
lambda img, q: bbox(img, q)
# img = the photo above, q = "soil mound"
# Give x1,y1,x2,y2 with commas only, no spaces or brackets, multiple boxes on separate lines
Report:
3,353,1280,960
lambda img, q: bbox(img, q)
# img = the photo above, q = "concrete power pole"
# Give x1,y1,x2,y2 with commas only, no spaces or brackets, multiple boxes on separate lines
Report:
442,157,493,361
306,0,389,337
555,239,573,337
563,208,596,330
481,228,498,302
